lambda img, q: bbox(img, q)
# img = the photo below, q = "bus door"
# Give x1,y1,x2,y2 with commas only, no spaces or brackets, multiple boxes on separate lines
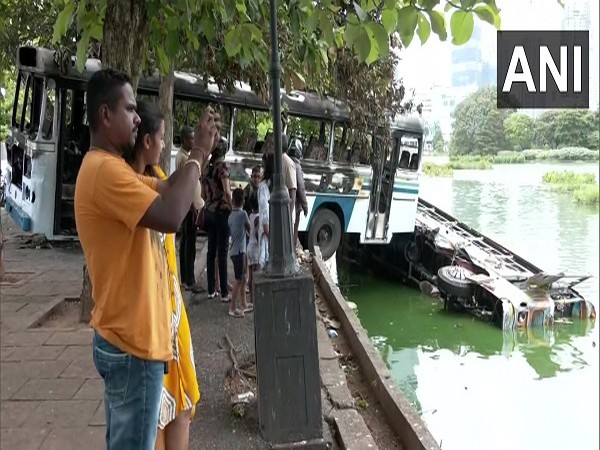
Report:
365,134,400,242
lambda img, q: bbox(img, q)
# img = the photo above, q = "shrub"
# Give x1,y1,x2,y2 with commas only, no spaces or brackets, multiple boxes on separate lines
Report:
542,170,599,205
422,162,453,177
573,185,599,205
522,147,599,161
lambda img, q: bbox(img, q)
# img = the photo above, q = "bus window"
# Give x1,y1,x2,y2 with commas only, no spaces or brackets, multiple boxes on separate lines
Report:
234,108,272,154
40,79,56,140
332,122,349,163
347,131,371,166
399,135,420,171
21,75,44,138
287,116,331,161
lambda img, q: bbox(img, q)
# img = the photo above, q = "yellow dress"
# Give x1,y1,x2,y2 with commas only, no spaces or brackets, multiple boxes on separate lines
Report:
153,166,201,433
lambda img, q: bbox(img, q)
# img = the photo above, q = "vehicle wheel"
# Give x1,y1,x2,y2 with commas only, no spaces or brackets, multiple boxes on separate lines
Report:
437,265,474,299
308,208,342,261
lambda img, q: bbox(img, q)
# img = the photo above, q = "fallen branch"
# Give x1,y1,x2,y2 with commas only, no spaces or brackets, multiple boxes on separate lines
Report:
224,333,255,384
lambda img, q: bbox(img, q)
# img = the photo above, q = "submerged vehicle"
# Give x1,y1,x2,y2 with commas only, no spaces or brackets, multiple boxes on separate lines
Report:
346,198,596,330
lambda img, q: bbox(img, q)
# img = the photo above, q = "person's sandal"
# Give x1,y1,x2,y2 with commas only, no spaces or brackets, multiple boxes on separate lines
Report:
228,309,244,318
243,305,254,313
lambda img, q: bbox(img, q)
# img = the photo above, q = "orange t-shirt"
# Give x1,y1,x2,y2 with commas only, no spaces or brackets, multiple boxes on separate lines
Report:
74,149,172,361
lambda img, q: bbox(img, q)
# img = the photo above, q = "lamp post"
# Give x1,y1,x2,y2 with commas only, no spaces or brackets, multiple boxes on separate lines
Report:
251,0,325,447
266,0,296,277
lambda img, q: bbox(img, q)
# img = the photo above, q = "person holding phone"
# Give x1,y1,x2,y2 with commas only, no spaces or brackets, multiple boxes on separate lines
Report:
75,69,219,450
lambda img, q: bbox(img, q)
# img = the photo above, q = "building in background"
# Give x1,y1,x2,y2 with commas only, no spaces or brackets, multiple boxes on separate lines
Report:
561,0,598,109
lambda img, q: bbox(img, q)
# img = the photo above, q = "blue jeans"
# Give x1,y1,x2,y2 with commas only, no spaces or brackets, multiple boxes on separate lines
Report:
92,332,164,450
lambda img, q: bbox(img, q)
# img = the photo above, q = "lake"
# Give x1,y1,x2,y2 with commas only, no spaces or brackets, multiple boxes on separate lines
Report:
340,162,599,450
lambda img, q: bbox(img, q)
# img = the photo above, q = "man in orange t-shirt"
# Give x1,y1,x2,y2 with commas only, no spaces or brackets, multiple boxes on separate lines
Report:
75,69,219,450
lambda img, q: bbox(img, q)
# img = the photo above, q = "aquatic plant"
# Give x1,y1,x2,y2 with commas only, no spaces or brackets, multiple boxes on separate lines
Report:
449,155,493,170
542,170,599,205
422,162,453,177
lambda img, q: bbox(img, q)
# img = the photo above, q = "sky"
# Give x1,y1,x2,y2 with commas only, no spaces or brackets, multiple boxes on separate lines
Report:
396,0,599,101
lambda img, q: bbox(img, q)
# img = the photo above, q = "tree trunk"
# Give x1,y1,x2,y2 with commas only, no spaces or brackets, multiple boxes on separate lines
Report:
101,0,148,90
158,67,175,175
80,0,149,322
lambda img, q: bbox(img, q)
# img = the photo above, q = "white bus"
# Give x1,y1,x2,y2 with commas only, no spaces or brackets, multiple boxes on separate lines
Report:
3,45,424,259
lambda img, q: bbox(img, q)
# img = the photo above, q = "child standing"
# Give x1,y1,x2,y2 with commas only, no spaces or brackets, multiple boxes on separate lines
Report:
246,211,261,305
228,188,252,318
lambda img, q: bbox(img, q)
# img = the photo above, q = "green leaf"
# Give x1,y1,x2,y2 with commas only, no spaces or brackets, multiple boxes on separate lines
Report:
474,5,500,28
396,6,418,35
75,29,90,73
450,9,474,45
381,8,398,34
248,24,263,40
236,0,247,15
444,2,453,12
89,23,103,41
364,0,378,12
187,30,200,50
156,45,170,74
483,0,500,14
428,10,447,40
224,29,241,56
353,2,368,21
201,16,216,41
319,47,328,65
419,0,440,9
354,26,371,62
334,28,344,47
384,0,397,8
460,0,476,8
165,30,180,58
367,22,389,58
320,14,335,45
416,11,431,44
307,9,320,33
344,23,361,48
53,1,75,43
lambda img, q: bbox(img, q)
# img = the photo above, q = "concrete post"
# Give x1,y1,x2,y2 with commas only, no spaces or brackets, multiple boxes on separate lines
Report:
254,271,325,449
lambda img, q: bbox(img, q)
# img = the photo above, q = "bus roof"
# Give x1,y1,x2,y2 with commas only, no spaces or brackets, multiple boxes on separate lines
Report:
16,45,422,130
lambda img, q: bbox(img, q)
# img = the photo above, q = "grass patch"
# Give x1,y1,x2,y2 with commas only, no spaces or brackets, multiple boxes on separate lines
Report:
492,151,527,164
573,185,600,205
521,147,599,162
542,170,599,205
423,161,454,177
449,155,493,170
451,147,599,166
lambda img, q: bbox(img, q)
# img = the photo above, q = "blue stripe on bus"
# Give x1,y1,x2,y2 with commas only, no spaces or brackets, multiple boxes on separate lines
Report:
309,194,357,232
5,196,31,232
393,187,419,194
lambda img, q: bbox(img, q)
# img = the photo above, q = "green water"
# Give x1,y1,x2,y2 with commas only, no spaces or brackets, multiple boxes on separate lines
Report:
342,163,599,450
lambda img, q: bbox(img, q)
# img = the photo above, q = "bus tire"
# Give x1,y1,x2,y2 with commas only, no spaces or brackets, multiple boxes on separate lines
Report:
308,208,342,261
437,265,474,299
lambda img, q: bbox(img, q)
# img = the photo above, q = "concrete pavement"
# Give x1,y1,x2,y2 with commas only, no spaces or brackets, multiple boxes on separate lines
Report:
0,207,373,449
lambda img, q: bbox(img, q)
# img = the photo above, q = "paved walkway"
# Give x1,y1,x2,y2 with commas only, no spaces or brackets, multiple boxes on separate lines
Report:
0,209,351,449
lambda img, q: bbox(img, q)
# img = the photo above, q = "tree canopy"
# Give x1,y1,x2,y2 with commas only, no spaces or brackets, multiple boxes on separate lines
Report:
450,86,510,156
451,89,599,155
48,0,503,132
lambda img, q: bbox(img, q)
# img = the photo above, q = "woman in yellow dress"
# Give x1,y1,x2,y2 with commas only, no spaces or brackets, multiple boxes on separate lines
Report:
125,100,201,450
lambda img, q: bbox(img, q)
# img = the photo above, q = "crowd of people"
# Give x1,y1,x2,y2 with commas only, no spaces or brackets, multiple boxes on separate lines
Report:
74,68,308,450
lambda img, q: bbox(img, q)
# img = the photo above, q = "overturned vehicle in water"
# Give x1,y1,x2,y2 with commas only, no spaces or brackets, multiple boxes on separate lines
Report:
348,199,596,330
